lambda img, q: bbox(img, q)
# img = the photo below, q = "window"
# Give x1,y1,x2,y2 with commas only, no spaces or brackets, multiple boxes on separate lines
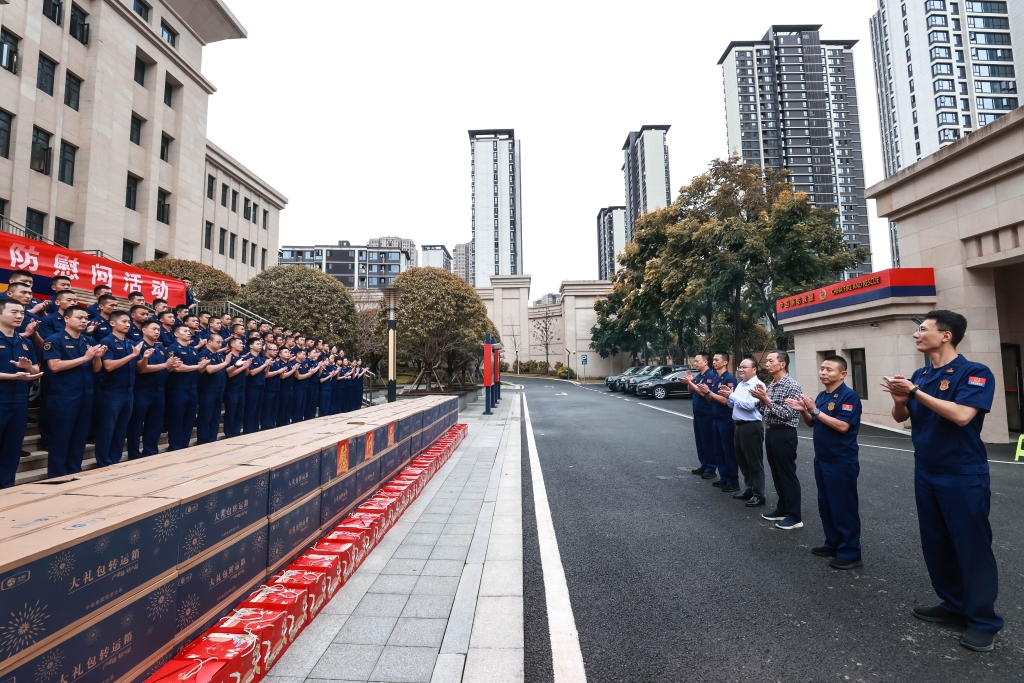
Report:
250,243,257,267
243,198,251,219
163,81,172,106
0,110,11,159
261,248,267,270
221,183,228,207
932,62,953,75
939,128,961,141
231,190,237,212
25,209,45,238
229,233,236,259
125,175,138,210
204,221,212,249
58,141,76,185
0,30,18,74
934,79,955,92
134,57,145,86
937,111,959,124
976,80,1016,93
43,0,63,25
965,1,1007,11
850,349,868,398
64,71,81,110
929,31,950,44
935,95,957,108
926,15,947,27
69,5,89,44
972,48,1013,60
207,175,215,199
153,250,167,259
251,204,258,224
160,134,170,162
156,190,169,223
218,228,226,255
388,252,400,261
241,238,248,264
977,96,1018,108
963,114,973,127
122,240,135,264
262,209,268,229
53,218,71,248
979,112,1005,125
974,64,1015,77
30,128,52,175
970,32,1012,45
924,0,946,9
160,23,176,47
36,54,56,96
133,0,149,21
129,115,142,145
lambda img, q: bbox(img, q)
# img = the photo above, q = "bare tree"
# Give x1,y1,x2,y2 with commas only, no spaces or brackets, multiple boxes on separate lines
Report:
532,310,559,370
504,316,523,375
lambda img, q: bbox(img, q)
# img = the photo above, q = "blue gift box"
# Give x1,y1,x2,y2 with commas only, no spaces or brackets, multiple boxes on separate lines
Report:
0,573,178,683
321,474,356,529
267,491,321,570
245,448,322,515
174,521,267,637
354,460,381,499
0,495,180,668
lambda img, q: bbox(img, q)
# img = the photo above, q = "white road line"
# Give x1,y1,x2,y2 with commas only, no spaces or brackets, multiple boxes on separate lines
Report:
636,402,693,420
522,394,587,682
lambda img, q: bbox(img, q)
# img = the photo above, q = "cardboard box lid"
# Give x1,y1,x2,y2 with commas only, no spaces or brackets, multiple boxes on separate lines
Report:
0,495,180,568
47,462,236,499
0,490,55,512
149,464,271,503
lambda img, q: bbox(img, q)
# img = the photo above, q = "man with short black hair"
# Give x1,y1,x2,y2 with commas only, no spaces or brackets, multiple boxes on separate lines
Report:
242,337,268,433
6,283,42,342
127,320,178,458
165,323,209,450
90,294,118,341
51,275,72,295
883,310,1002,652
86,285,113,319
704,352,741,493
196,333,231,444
197,311,212,341
39,290,79,339
181,277,196,312
127,291,146,308
128,305,150,343
0,299,42,487
683,352,717,478
753,349,805,530
220,313,232,331
95,311,148,466
2,270,48,316
157,310,177,347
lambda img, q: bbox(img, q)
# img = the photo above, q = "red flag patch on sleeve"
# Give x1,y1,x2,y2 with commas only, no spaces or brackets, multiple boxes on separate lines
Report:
841,404,854,411
968,376,987,386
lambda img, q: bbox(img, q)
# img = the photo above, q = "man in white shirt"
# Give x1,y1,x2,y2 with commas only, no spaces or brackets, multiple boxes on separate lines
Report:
719,357,768,507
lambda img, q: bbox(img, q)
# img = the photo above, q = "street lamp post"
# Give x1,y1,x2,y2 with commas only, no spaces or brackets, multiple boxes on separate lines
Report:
383,287,402,403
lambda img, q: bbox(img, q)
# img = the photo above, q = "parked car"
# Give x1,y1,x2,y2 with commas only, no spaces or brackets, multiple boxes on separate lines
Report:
636,369,692,399
624,365,686,394
606,366,643,392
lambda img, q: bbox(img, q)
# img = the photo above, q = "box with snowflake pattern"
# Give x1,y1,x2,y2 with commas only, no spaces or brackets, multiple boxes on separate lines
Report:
0,572,178,683
319,472,356,530
0,495,181,669
266,491,321,574
243,449,321,516
174,522,268,638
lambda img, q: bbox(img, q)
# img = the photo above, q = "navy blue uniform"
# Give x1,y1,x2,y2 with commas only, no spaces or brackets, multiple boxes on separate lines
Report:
690,369,716,475
908,355,1002,635
811,383,863,562
85,301,101,319
277,360,296,427
165,342,200,451
158,326,176,348
261,359,283,430
304,363,321,420
127,342,167,458
15,310,40,336
196,349,227,444
223,354,246,438
127,322,144,343
318,365,335,418
291,361,309,423
709,371,739,487
242,354,267,434
37,310,67,340
43,332,95,477
94,334,138,466
0,332,37,487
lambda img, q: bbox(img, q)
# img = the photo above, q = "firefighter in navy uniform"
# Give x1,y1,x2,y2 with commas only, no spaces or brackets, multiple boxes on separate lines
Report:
94,311,149,467
683,352,718,478
164,324,209,451
883,310,1003,652
196,334,231,444
0,300,42,488
127,320,179,459
703,352,741,492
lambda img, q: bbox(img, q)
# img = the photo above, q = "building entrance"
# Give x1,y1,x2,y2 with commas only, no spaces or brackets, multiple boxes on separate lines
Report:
1001,344,1022,433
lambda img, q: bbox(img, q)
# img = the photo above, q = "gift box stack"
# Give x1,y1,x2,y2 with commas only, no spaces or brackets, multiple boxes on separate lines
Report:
0,396,461,683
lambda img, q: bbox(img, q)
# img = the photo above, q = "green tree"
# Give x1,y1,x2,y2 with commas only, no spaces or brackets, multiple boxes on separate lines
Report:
236,265,357,349
133,258,239,301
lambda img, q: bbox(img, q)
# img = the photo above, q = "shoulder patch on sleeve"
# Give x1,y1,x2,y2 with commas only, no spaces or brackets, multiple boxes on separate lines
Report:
43,342,52,351
968,376,987,387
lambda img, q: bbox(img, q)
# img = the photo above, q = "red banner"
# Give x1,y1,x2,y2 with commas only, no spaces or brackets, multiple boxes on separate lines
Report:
483,343,493,387
0,231,186,306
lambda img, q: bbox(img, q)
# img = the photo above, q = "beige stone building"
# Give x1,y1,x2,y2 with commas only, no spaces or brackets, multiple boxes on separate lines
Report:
0,0,284,283
785,106,1024,443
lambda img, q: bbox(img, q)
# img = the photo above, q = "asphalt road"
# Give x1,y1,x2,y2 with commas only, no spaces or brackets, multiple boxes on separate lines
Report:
518,377,1024,682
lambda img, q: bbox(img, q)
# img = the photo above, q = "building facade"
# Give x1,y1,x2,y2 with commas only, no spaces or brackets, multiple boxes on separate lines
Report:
869,0,1019,265
621,126,670,244
421,244,451,271
720,25,871,278
469,129,522,288
596,206,626,280
0,0,284,283
452,242,469,282
278,239,413,290
367,236,417,267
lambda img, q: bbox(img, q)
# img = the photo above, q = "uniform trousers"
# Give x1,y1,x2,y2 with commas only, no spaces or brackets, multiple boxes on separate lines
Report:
914,468,1003,634
261,390,279,431
305,383,319,420
319,384,332,418
37,374,51,448
765,426,801,519
0,403,28,488
128,389,165,458
277,388,293,427
813,458,861,561
291,383,306,423
166,389,198,451
710,418,739,486
733,420,765,496
223,389,245,438
692,414,715,473
243,386,264,434
93,389,134,466
196,390,224,444
47,393,91,477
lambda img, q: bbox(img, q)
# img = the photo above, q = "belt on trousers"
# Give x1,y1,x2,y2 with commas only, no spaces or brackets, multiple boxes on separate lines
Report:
734,419,761,425
765,424,797,430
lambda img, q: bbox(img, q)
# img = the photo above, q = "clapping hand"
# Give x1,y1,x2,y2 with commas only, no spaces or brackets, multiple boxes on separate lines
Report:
131,342,144,357
11,357,34,371
718,384,733,398
142,348,155,360
881,375,914,403
750,385,770,405
684,371,695,383
23,320,38,338
86,344,108,359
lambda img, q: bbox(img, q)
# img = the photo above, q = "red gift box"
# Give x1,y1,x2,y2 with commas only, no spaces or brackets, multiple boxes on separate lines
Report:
240,585,309,640
216,608,290,673
291,553,344,595
338,515,385,545
311,540,359,579
176,632,261,683
271,569,329,618
147,657,245,683
324,528,372,562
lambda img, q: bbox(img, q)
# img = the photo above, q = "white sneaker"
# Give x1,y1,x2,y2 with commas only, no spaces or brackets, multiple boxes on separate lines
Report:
775,518,804,530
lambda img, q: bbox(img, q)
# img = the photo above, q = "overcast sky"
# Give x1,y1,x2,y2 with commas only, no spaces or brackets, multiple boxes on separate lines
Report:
203,0,889,298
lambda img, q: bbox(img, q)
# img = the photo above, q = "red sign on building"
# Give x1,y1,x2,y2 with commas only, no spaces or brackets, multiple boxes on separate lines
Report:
776,268,936,321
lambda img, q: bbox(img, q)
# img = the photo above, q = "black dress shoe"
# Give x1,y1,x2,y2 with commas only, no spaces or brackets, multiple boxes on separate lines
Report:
745,495,766,507
701,471,717,480
912,605,965,625
811,546,837,558
711,480,727,488
829,557,863,570
721,484,740,492
960,627,995,652
691,467,705,475
761,510,786,521
732,489,753,500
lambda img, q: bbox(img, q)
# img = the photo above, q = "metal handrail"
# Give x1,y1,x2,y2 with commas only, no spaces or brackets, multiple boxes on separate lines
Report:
200,300,275,327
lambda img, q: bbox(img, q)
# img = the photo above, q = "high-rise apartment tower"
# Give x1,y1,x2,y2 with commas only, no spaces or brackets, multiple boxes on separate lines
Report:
452,243,470,282
469,129,522,288
720,25,872,278
622,126,671,243
596,206,626,280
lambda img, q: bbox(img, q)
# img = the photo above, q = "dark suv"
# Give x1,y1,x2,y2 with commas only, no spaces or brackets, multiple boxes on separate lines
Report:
606,366,643,392
623,365,686,394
